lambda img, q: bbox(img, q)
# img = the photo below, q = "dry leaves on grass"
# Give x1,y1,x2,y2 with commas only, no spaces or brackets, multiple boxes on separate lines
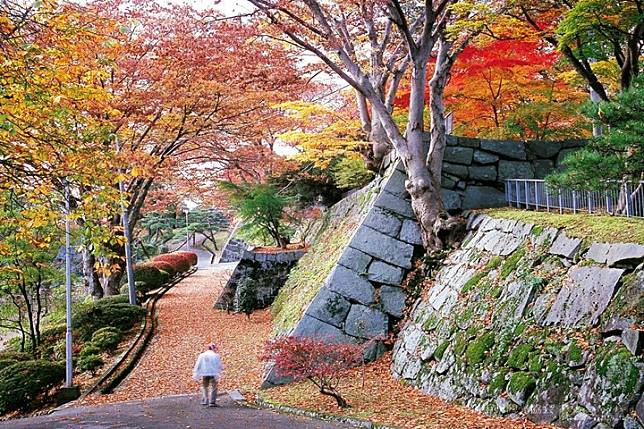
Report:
79,267,272,406
262,352,554,429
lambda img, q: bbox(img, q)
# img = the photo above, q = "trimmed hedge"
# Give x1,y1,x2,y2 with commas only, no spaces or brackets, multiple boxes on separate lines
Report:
133,263,167,289
152,254,191,273
0,360,65,414
151,260,177,278
73,301,145,341
174,251,198,266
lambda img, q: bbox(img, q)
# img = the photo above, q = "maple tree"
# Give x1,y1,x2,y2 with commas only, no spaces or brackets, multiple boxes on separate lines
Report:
67,0,308,294
511,0,643,100
248,0,501,250
437,38,589,139
263,336,365,408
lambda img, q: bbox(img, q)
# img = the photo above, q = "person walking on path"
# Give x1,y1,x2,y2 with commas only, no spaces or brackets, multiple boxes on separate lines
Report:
193,343,224,406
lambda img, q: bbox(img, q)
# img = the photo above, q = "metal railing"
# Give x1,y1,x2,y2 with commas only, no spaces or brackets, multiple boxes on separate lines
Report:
504,179,644,218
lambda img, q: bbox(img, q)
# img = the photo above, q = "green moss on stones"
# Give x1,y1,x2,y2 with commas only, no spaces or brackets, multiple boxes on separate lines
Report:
465,332,495,366
462,272,487,294
567,341,583,363
528,354,543,373
596,345,640,397
508,372,536,397
434,341,450,360
500,247,526,279
507,343,533,370
486,256,502,270
489,370,509,394
531,225,544,236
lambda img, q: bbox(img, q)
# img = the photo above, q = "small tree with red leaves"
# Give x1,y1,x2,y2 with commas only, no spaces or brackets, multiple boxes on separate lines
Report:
262,336,364,408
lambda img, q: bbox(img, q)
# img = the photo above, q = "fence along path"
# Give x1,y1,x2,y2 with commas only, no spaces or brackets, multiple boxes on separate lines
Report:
505,179,644,218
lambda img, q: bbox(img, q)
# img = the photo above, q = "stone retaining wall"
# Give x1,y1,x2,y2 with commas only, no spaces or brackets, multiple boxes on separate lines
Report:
410,135,585,211
217,238,249,263
215,248,306,312
392,213,643,428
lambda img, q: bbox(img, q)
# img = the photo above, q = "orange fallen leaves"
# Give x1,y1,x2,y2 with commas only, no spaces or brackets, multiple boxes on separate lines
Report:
261,353,555,429
79,267,271,406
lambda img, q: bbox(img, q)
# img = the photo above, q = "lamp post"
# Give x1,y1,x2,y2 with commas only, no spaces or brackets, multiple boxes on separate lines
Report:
184,209,190,249
59,180,79,402
115,136,137,306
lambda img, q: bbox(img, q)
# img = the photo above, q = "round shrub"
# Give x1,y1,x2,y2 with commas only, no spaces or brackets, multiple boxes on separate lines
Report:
152,260,177,278
91,327,121,351
73,302,145,341
77,354,104,375
133,263,166,289
174,251,198,266
52,340,67,361
152,254,190,273
0,360,65,414
79,344,100,358
39,323,66,344
0,360,18,371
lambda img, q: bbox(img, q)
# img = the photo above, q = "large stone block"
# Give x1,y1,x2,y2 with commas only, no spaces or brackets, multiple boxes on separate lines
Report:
344,304,388,339
374,191,415,218
305,288,351,328
443,162,469,178
363,207,402,237
457,136,481,148
292,314,356,343
462,186,506,209
338,246,372,274
606,243,644,266
327,265,375,305
383,169,408,198
444,147,474,165
549,232,582,259
498,160,535,181
400,219,422,245
544,266,624,326
473,150,499,164
526,140,562,159
368,260,404,285
351,226,414,269
468,165,497,181
381,286,407,318
534,159,555,179
441,189,463,211
480,139,527,160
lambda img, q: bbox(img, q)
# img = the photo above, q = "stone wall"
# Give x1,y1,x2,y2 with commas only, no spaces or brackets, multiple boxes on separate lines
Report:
262,159,425,387
217,238,249,263
215,248,306,312
393,213,643,428
435,135,585,211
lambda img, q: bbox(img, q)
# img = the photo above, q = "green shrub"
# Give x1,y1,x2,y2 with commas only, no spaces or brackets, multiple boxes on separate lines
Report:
77,354,104,375
0,360,65,414
465,332,495,366
73,302,145,341
39,323,66,344
52,340,67,361
96,295,130,307
91,327,121,351
133,263,166,289
507,343,533,370
0,360,18,371
79,344,101,358
0,351,31,361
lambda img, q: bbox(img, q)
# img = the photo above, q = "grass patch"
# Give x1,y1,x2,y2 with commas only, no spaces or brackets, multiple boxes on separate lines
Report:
480,208,644,244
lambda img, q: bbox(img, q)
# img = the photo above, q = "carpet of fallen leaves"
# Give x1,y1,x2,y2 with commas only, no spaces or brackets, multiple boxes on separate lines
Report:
261,352,554,429
79,266,271,406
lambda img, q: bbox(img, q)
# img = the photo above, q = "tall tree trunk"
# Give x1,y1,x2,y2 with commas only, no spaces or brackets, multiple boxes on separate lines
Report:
82,248,104,299
368,109,392,171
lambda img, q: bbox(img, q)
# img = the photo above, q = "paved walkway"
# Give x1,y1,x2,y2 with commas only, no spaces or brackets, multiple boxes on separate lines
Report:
1,394,351,429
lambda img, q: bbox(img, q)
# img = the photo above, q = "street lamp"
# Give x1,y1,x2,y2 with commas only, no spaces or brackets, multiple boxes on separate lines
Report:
114,136,136,306
184,209,190,250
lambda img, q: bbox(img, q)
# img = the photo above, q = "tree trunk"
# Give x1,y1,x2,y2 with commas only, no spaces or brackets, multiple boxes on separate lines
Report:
367,109,392,171
82,248,104,299
319,385,349,408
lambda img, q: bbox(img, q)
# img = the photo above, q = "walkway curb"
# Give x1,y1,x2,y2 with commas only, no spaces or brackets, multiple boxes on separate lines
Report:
253,395,397,429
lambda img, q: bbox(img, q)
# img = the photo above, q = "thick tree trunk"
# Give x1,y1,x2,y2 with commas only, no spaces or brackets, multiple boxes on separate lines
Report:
82,248,104,299
367,109,392,171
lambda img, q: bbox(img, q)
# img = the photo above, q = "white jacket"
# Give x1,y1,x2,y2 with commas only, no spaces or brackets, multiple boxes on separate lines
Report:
192,350,223,380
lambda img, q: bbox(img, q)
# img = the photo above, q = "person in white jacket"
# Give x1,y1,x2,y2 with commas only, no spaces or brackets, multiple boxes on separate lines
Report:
192,343,224,406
